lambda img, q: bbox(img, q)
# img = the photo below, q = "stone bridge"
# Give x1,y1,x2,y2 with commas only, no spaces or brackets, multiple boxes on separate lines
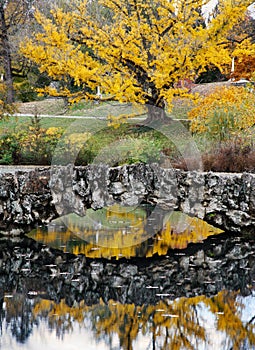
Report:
0,164,254,234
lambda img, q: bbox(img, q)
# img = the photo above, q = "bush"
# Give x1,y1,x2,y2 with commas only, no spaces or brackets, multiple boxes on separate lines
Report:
188,86,255,141
202,137,255,172
73,126,173,166
0,116,64,164
171,136,255,172
0,134,20,164
0,120,170,166
90,135,163,166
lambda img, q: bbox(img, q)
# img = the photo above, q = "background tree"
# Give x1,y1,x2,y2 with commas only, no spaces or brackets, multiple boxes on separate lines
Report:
0,0,72,105
21,0,254,123
226,13,255,79
0,0,36,103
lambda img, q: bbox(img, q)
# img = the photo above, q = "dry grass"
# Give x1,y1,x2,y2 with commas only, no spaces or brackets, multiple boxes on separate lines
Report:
171,138,255,173
190,81,231,96
17,98,67,115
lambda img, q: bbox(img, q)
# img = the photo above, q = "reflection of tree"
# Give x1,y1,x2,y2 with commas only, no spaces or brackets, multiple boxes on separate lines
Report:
0,294,4,338
23,291,255,350
207,292,255,350
28,209,223,260
142,298,206,350
4,294,34,343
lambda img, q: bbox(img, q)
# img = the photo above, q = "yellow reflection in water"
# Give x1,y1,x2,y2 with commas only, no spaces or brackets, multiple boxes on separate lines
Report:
28,207,223,259
5,291,252,350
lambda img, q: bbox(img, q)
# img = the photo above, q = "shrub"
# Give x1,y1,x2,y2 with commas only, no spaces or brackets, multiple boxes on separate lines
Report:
188,86,255,141
90,135,163,166
0,134,20,164
202,137,255,172
172,136,255,172
0,116,64,164
0,83,16,119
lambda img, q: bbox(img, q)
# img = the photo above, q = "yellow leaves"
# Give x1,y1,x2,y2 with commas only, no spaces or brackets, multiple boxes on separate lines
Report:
29,209,223,260
45,127,63,136
147,211,223,256
21,289,255,350
0,82,16,119
188,85,255,140
107,113,133,128
64,132,91,149
231,38,255,79
20,0,255,120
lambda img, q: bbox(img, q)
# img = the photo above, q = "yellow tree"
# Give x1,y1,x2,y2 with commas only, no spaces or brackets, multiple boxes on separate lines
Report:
222,13,255,80
21,0,254,122
232,37,255,79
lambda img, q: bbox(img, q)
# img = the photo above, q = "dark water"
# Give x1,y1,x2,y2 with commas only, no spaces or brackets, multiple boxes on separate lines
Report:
1,206,255,349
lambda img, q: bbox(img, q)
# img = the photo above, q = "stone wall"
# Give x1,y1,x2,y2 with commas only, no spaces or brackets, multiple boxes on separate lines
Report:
0,164,254,234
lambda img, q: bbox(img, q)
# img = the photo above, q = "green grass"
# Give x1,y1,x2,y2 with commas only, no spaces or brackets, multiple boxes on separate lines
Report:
68,101,147,118
0,116,106,136
18,97,192,119
67,99,192,119
0,97,197,166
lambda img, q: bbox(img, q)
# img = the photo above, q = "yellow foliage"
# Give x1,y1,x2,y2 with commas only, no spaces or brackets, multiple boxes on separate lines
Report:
14,289,255,350
231,38,255,79
28,209,223,260
188,86,255,140
0,82,16,118
64,132,91,148
20,0,254,121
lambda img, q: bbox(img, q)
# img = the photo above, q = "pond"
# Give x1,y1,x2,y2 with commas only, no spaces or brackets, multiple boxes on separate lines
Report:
1,290,255,350
0,205,255,350
27,205,223,259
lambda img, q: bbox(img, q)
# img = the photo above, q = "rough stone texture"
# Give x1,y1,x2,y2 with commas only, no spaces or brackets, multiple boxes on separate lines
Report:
0,233,254,306
0,168,57,234
0,164,254,234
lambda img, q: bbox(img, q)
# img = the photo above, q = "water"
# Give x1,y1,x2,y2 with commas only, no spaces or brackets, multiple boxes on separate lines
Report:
0,205,255,349
27,205,223,259
1,291,255,350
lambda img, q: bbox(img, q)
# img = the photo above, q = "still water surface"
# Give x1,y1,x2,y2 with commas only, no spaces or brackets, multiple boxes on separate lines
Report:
1,291,255,350
1,206,255,349
28,205,223,259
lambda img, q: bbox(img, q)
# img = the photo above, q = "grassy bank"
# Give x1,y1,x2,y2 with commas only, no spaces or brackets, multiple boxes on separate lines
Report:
0,96,254,172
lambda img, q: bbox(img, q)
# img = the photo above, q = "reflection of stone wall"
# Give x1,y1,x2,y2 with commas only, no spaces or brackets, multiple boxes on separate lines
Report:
0,164,254,234
0,234,255,305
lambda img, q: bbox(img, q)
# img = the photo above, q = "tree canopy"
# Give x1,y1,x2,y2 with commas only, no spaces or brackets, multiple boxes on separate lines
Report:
21,0,254,122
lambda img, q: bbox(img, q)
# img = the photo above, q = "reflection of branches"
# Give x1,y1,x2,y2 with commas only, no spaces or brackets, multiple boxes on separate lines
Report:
81,293,255,350
0,296,4,338
2,290,255,349
207,291,255,350
4,294,34,343
248,315,255,325
31,209,223,260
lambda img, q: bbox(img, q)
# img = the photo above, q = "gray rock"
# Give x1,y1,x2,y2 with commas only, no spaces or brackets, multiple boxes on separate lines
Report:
0,165,254,233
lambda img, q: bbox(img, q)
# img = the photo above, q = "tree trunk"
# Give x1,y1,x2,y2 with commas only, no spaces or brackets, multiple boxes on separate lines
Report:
144,104,171,125
0,4,15,103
